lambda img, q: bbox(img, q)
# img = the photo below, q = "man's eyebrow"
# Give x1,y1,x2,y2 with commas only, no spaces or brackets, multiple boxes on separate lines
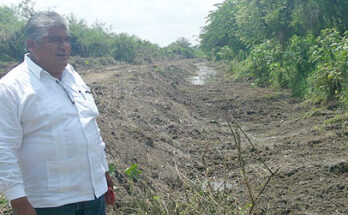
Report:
48,36,70,39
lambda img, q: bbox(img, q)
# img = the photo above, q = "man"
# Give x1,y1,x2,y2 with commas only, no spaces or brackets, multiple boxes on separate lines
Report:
0,11,113,215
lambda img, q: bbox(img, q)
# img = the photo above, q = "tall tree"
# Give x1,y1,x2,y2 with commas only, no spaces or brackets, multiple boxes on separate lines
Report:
200,0,247,59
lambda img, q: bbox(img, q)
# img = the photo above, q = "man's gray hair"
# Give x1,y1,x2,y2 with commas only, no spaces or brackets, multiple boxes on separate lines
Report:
25,11,70,48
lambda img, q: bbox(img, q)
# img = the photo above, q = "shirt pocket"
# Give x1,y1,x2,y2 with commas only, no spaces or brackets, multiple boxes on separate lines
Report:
72,85,99,117
84,86,99,115
46,157,81,193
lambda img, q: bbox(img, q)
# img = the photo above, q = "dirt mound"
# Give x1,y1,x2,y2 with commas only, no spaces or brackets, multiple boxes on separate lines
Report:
87,60,205,192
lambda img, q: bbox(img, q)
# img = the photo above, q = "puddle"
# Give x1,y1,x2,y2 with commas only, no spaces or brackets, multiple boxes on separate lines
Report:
189,63,217,85
202,178,234,192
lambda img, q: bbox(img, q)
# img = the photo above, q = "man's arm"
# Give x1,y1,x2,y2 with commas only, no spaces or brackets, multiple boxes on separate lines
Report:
0,85,32,213
99,137,109,173
11,197,37,215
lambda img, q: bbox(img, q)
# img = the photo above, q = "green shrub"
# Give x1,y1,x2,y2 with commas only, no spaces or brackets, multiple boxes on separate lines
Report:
216,46,236,61
282,34,314,97
231,57,252,79
249,40,283,87
269,61,289,89
307,29,348,103
0,6,26,62
166,37,196,58
111,33,137,63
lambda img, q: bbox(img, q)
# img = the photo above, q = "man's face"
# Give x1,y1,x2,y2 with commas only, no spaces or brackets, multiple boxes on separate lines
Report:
28,25,71,75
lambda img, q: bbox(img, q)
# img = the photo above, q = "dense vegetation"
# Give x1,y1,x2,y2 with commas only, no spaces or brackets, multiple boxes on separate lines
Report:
0,0,196,65
200,0,348,108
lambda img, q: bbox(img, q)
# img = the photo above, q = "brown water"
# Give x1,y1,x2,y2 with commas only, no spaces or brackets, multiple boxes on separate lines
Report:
189,62,217,85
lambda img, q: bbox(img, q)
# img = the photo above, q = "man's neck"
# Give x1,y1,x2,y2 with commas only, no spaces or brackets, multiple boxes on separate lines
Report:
28,53,63,80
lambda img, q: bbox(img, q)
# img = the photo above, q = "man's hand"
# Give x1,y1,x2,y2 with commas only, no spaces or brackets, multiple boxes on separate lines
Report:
10,197,37,215
105,171,113,188
104,171,115,206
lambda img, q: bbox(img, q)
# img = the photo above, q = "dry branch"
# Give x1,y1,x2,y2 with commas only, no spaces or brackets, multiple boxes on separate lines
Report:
225,114,279,215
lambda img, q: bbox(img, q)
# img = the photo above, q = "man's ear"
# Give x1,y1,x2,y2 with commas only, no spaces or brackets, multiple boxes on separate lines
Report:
26,39,36,53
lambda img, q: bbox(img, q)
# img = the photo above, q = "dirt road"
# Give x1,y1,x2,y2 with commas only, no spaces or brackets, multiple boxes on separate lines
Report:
81,58,347,214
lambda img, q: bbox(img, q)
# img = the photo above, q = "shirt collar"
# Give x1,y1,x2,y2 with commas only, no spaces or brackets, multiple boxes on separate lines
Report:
24,53,68,80
24,53,45,80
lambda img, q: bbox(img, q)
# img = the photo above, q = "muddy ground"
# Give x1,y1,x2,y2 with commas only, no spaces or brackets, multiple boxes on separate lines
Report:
79,58,348,214
1,59,347,214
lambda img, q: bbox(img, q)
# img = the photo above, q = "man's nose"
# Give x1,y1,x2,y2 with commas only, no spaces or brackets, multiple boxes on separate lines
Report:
59,40,70,50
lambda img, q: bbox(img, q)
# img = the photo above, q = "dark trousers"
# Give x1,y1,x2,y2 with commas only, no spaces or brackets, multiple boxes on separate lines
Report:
35,194,105,215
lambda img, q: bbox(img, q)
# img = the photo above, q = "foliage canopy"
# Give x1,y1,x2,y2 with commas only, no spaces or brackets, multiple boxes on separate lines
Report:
0,2,197,64
200,0,348,108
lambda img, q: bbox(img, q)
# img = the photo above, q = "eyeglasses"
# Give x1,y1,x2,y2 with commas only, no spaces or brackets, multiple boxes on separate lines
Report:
56,80,75,105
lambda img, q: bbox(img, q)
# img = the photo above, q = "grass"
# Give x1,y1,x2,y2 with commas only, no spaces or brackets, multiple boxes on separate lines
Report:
323,112,348,137
0,194,10,215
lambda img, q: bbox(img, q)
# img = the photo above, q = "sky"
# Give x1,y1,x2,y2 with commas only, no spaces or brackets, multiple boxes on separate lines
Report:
0,0,224,47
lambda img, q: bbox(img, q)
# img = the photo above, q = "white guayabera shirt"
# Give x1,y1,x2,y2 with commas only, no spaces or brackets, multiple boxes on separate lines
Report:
0,54,108,208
